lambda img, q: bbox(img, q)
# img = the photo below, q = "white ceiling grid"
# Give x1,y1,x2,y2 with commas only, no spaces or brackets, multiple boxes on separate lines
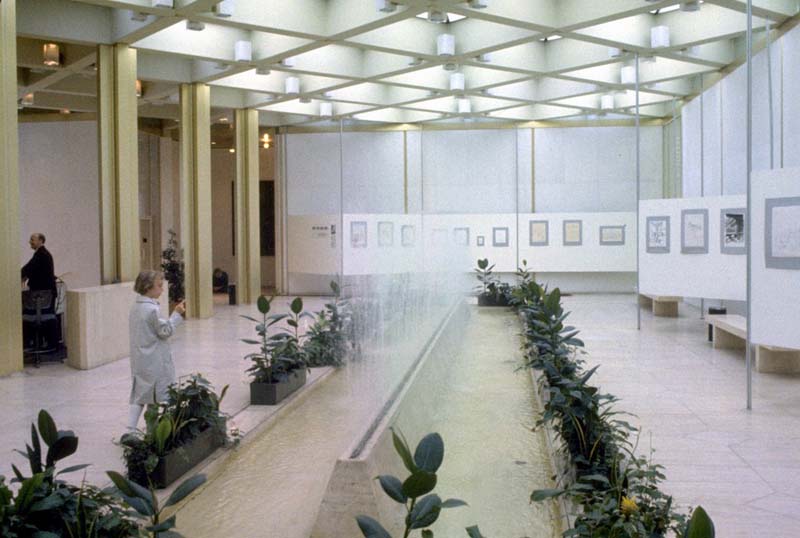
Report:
13,0,799,126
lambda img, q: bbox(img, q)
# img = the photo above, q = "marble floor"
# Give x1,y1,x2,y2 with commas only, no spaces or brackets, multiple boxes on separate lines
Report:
1,293,798,538
563,294,800,538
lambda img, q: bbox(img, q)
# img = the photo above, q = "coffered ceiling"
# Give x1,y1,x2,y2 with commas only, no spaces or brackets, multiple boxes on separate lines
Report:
14,0,799,126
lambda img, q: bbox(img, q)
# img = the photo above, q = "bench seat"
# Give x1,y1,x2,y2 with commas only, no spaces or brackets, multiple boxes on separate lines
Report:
706,314,800,373
638,293,681,317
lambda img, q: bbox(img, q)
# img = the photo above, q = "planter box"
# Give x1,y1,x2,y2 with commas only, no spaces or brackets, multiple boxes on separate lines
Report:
477,293,510,307
149,426,224,489
250,368,307,405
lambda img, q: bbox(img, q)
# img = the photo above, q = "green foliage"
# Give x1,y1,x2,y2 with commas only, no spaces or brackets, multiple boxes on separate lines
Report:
304,281,354,367
356,429,483,538
160,229,184,304
685,506,715,538
0,410,139,538
121,375,229,487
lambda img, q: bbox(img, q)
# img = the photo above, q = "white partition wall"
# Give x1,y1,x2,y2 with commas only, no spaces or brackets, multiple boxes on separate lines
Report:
640,195,746,301
751,167,800,349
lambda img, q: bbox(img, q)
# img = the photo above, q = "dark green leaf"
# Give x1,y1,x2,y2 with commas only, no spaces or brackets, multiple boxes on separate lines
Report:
531,488,564,502
441,498,468,509
37,410,58,448
107,471,151,501
165,474,207,508
686,506,715,538
145,515,177,532
241,338,262,345
355,515,392,538
422,530,434,538
414,433,444,473
409,494,442,529
46,435,78,466
376,475,406,504
240,315,259,322
15,473,44,511
291,297,303,314
391,428,417,473
31,532,60,538
402,471,437,498
465,525,485,538
257,296,270,314
57,463,91,476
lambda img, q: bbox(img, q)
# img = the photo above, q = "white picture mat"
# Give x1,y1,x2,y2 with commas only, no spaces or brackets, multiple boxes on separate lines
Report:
640,195,746,301
752,167,800,348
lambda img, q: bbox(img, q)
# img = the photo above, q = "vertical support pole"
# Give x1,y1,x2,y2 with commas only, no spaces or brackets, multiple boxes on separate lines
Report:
746,0,754,410
515,128,519,270
234,109,261,303
699,73,705,320
0,0,23,375
97,44,140,283
274,130,288,295
766,21,775,170
338,119,344,289
179,83,212,318
635,53,641,331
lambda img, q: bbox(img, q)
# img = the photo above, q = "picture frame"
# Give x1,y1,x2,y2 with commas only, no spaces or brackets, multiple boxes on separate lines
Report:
492,227,509,247
563,220,582,246
529,220,548,246
599,225,626,246
476,235,485,247
646,216,670,253
720,208,746,255
765,196,800,269
681,209,709,254
401,224,415,247
378,221,394,247
350,221,367,248
453,227,470,247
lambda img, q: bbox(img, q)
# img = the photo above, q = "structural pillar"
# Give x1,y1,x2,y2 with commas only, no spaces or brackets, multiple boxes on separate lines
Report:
179,83,213,318
234,109,261,303
97,44,140,283
0,1,23,375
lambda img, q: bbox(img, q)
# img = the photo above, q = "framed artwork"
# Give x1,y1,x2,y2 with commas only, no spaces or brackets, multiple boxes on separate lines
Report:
378,221,394,247
492,227,509,247
681,209,709,254
476,235,485,246
453,227,470,247
646,216,670,253
599,225,626,246
563,220,582,246
350,221,367,248
720,208,746,255
765,197,800,269
529,220,548,246
401,224,415,247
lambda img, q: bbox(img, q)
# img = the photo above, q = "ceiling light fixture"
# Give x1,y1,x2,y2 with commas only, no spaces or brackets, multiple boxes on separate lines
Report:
650,4,681,14
281,57,297,68
457,98,471,114
428,10,447,23
215,0,234,17
218,116,229,123
681,0,701,11
437,34,455,56
375,0,397,12
130,11,149,22
214,62,228,70
608,47,622,58
417,11,466,23
151,0,173,7
255,67,271,75
408,57,423,66
650,25,670,47
600,94,615,110
285,76,300,94
476,52,492,62
43,43,60,67
234,40,252,62
468,0,488,8
320,102,333,117
299,96,311,103
443,62,458,71
135,79,143,97
449,72,465,91
186,20,205,31
229,148,235,153
21,92,34,106
620,65,636,84
539,34,562,42
60,108,71,114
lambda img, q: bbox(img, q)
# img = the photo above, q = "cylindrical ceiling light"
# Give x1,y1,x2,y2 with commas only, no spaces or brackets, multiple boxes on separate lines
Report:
21,93,34,106
437,34,455,57
234,40,252,62
457,98,471,114
320,102,333,117
43,43,60,67
650,25,670,48
375,0,397,12
186,20,205,30
428,10,447,23
151,0,173,7
215,0,234,17
281,56,297,67
681,0,701,11
600,94,615,110
135,79,143,97
476,52,492,63
285,76,300,94
620,65,636,84
255,67,271,75
449,72,465,91
608,46,622,58
468,0,488,7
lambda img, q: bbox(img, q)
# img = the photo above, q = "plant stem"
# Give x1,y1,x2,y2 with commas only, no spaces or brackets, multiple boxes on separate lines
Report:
403,498,417,538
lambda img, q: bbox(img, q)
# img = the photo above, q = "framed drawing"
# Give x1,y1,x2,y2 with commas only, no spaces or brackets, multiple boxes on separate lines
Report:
453,227,470,247
401,224,415,247
476,235,485,246
720,208,746,255
563,220,582,246
765,197,800,269
350,221,367,248
492,227,509,247
646,216,670,253
529,220,548,246
681,209,708,254
378,221,394,247
599,225,625,246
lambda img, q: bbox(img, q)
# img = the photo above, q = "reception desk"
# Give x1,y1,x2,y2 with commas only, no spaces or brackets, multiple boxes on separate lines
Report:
66,282,169,370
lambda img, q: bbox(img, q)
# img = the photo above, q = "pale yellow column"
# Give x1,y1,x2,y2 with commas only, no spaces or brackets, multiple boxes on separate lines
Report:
179,83,213,319
234,109,261,303
0,1,23,375
97,44,140,283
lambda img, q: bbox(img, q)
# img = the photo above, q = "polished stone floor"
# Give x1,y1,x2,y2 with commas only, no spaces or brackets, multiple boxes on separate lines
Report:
564,294,800,538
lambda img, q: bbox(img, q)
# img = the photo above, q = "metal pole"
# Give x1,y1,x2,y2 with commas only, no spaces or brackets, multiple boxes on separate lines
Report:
515,128,520,271
636,53,641,331
767,21,775,170
746,0,753,411
700,73,705,320
339,119,344,288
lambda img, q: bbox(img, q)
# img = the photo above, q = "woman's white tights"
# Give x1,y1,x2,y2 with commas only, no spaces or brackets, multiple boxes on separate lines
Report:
127,404,144,431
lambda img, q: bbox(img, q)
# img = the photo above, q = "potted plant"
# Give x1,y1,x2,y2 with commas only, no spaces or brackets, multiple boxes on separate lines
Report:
242,296,313,405
121,374,229,489
304,281,353,367
474,258,510,307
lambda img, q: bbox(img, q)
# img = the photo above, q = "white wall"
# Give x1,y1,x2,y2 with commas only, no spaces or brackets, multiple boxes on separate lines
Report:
18,121,101,290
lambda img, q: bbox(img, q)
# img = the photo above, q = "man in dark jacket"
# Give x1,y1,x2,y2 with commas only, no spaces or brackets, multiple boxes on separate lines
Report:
21,233,56,294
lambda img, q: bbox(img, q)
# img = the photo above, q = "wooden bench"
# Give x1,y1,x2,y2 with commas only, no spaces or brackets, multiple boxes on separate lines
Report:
706,314,800,373
638,294,681,317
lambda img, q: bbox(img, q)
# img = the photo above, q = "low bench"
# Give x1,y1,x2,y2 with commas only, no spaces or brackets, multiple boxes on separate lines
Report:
638,294,681,317
706,314,800,374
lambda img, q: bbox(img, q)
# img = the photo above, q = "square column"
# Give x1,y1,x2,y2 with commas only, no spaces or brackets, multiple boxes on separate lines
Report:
0,0,23,375
234,109,261,303
179,83,213,319
97,44,140,283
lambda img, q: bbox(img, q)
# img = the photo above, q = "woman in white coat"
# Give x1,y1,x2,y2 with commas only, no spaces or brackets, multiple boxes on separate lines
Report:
127,270,186,431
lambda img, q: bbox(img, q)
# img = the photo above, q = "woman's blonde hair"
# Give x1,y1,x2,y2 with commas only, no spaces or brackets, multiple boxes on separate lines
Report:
134,270,164,296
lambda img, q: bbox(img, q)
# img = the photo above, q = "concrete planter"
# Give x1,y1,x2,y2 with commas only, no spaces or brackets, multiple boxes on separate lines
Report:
149,425,225,489
250,368,307,405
